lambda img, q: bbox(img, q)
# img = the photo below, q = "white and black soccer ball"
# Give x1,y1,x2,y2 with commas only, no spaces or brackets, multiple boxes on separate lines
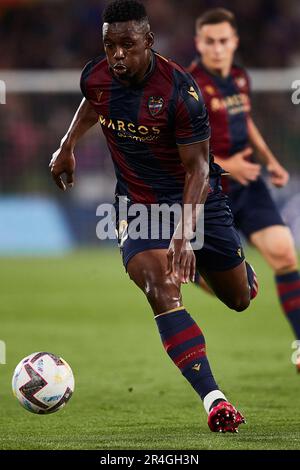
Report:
12,352,75,414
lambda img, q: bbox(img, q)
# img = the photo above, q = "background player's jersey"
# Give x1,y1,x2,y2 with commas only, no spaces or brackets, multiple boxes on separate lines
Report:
189,58,251,160
80,51,211,204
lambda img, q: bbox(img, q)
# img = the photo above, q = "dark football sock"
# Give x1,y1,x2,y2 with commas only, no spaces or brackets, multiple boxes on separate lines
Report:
154,307,226,411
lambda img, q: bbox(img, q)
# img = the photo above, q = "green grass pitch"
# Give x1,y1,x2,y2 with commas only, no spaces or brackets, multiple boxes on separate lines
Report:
1,248,300,450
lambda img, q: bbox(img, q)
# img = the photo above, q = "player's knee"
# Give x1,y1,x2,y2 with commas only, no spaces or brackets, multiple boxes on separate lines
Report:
145,280,181,312
278,251,298,272
226,293,250,312
268,244,297,272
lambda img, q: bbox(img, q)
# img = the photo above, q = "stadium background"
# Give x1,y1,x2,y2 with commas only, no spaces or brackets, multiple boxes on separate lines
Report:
1,0,300,450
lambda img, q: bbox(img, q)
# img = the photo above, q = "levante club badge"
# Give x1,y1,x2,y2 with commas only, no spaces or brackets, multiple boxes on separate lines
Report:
148,96,164,117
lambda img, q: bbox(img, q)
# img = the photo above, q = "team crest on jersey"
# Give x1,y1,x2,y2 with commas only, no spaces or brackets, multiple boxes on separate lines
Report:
235,77,247,89
148,96,164,117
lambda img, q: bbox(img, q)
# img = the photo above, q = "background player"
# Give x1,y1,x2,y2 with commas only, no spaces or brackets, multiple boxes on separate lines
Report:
189,8,300,369
49,0,258,432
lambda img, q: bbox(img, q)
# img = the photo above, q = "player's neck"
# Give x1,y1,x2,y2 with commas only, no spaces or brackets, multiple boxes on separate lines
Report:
136,51,153,83
202,59,232,78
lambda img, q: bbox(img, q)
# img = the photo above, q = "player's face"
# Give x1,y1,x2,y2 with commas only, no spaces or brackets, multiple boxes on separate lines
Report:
103,21,154,82
195,22,238,73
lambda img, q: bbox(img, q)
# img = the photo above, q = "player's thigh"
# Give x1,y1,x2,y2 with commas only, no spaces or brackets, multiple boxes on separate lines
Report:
200,262,250,312
250,225,298,273
196,191,250,310
127,249,182,315
195,228,250,311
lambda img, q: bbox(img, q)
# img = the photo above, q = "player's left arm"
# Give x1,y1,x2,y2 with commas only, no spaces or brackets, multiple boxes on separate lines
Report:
247,116,289,187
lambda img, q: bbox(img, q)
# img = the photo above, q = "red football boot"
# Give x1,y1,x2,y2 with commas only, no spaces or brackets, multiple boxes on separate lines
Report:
246,262,259,300
250,267,259,300
208,401,246,433
296,355,300,373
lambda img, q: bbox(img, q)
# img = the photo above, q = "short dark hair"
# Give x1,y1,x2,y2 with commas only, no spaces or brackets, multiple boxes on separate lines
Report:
196,8,237,33
103,0,148,24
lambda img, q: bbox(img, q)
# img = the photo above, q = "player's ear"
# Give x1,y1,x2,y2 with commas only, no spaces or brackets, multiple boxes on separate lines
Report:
145,31,154,49
233,33,239,51
194,31,202,53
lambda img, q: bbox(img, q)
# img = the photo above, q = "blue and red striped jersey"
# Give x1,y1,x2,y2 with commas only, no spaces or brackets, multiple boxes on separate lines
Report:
189,59,251,160
80,51,211,204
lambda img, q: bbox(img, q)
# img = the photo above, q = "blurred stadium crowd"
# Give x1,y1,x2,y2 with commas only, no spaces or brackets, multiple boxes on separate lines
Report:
1,0,300,68
1,0,300,249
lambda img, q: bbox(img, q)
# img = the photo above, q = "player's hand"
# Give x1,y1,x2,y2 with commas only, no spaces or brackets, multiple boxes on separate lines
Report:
166,237,196,284
226,147,261,185
49,146,75,191
267,161,289,188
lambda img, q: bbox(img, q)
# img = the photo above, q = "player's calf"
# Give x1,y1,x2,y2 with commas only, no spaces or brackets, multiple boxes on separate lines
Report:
155,307,245,432
128,250,246,433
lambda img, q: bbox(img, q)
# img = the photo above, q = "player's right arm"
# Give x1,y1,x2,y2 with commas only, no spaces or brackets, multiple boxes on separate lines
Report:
166,76,211,283
205,68,261,186
213,149,261,186
50,98,99,191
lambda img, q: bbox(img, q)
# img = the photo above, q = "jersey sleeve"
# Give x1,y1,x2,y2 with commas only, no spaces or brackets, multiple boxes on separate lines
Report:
175,78,211,146
80,60,94,100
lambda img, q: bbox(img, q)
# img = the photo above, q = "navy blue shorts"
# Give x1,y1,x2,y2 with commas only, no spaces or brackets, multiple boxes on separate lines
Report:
114,187,245,273
227,177,285,239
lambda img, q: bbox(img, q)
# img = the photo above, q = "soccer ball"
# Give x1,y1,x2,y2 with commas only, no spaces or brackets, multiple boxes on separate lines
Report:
12,352,75,414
